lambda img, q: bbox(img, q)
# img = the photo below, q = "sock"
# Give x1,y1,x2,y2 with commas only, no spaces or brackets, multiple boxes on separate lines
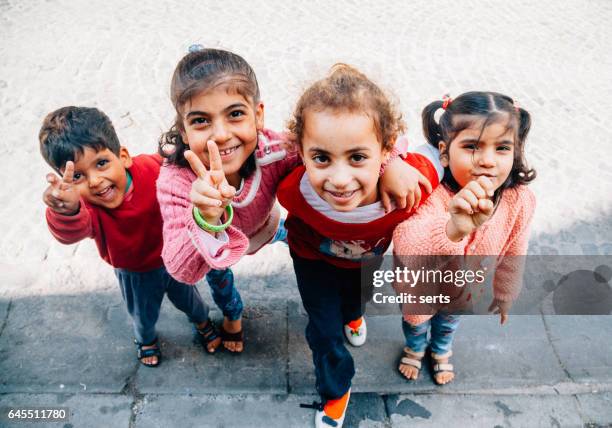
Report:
324,390,350,419
347,317,363,331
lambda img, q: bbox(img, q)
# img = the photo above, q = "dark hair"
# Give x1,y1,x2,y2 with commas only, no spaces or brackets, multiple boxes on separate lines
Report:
422,91,536,197
39,106,121,172
159,48,260,178
287,63,405,152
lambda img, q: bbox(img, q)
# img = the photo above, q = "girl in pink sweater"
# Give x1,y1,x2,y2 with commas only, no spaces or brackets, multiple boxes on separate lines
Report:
156,47,430,355
393,91,536,385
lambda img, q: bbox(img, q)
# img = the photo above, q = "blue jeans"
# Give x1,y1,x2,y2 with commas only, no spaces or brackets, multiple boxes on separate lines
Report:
115,266,209,344
205,268,243,321
402,313,460,355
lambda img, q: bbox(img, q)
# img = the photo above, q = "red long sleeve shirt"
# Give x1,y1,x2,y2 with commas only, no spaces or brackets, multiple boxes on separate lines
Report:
45,154,164,272
278,153,439,269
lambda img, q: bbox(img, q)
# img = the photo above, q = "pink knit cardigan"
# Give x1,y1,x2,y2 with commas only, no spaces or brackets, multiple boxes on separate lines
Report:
157,129,300,284
392,184,536,325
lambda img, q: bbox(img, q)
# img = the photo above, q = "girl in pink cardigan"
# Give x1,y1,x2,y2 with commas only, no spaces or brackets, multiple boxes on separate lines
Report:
156,47,431,355
393,91,536,385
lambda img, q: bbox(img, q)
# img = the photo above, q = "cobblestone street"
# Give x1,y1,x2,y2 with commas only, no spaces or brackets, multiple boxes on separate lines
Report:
1,1,611,427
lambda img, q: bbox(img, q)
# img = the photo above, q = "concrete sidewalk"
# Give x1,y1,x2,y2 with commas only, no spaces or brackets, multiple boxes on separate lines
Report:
1,285,611,427
1,0,612,426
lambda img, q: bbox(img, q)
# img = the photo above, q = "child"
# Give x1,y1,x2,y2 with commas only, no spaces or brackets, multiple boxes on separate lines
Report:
393,91,536,385
40,106,221,367
277,64,440,428
156,48,430,354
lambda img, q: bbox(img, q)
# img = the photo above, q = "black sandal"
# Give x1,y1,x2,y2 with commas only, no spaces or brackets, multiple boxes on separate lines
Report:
135,338,161,367
195,319,221,354
220,325,244,353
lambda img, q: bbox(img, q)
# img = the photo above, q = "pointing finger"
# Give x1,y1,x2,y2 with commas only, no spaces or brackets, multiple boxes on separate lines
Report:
185,150,209,179
62,161,75,184
207,140,224,174
207,140,226,188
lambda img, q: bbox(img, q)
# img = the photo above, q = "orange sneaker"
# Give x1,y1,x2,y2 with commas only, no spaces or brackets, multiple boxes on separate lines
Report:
343,316,367,347
315,388,351,427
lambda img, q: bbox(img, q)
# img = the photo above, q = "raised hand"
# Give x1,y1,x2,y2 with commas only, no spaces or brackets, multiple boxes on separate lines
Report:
186,140,236,227
446,176,495,241
42,161,80,215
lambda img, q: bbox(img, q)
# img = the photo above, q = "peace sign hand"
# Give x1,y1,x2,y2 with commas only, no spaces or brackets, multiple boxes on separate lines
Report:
186,140,236,227
446,176,495,241
42,161,81,215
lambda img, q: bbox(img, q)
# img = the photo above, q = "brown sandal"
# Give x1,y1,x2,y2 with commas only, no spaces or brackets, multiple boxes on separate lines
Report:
398,347,425,380
431,350,455,385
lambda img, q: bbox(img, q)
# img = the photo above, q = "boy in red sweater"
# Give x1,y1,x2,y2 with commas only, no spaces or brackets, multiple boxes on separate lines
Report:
39,106,222,367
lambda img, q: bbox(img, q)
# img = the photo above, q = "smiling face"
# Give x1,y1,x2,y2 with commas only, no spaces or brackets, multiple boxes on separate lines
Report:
440,117,516,190
300,109,388,212
64,147,132,209
180,84,264,187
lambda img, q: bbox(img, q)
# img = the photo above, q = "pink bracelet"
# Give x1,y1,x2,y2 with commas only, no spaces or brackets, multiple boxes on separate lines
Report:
379,145,402,176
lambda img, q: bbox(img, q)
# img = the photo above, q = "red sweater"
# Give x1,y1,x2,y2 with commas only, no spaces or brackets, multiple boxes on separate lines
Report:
46,154,164,272
277,153,439,268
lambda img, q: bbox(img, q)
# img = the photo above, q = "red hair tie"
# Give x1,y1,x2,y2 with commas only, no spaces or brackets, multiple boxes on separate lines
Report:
442,94,452,110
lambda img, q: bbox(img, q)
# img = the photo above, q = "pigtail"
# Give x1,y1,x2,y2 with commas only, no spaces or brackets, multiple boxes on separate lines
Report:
512,107,537,184
421,100,445,149
517,107,532,146
158,121,189,168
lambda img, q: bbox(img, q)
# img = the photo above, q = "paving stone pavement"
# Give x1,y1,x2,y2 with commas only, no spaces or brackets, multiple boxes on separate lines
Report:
1,0,612,426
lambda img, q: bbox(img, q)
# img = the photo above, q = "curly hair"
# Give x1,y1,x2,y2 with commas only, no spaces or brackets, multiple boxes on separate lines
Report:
287,64,405,151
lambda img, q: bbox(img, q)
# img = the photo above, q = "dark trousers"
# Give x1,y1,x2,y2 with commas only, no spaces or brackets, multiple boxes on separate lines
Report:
291,253,380,401
114,266,209,344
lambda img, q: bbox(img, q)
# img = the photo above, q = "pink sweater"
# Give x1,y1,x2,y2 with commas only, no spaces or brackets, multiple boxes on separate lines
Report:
157,129,300,284
393,184,536,325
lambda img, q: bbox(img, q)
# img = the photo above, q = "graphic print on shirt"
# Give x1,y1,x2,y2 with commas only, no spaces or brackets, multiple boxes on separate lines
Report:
319,237,387,261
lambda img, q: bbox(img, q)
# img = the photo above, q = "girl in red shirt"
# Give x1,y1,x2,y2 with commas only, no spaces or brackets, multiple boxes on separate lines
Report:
278,64,439,427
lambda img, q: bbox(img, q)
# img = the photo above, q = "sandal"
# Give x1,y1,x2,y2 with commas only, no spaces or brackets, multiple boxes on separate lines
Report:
431,350,455,385
135,338,161,367
195,319,221,354
220,325,244,353
398,347,424,380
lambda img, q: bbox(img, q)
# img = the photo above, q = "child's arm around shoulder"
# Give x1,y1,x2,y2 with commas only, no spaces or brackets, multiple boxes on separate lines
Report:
258,129,302,180
156,164,249,285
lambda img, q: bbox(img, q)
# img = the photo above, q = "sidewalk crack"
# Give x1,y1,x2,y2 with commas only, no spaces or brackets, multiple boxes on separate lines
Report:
0,299,13,338
541,313,575,384
121,363,144,428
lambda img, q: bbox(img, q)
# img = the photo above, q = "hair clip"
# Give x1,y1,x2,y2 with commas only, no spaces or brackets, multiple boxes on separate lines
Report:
442,94,452,110
513,101,520,112
188,44,205,53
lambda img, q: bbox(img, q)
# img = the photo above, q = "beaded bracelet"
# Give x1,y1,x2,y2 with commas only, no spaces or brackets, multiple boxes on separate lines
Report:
192,204,234,233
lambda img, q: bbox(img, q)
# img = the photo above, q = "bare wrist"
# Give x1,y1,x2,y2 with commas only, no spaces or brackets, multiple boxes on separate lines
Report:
445,220,468,242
